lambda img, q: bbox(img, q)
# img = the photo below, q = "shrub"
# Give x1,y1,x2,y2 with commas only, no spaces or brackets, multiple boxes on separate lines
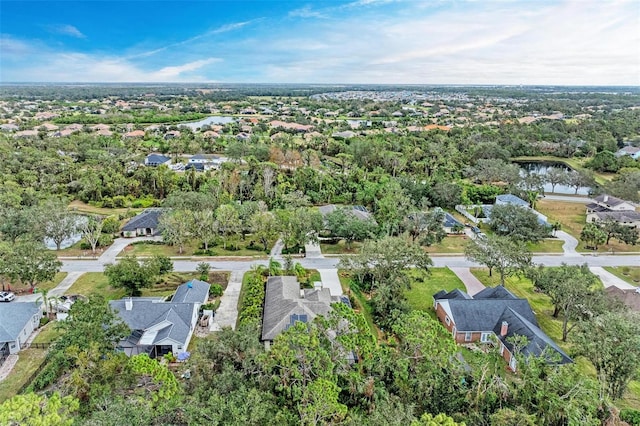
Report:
209,283,223,298
40,316,50,326
621,409,640,426
102,216,120,234
98,233,113,247
238,272,266,326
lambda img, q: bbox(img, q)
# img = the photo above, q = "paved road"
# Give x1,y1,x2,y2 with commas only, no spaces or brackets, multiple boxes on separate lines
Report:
59,254,640,273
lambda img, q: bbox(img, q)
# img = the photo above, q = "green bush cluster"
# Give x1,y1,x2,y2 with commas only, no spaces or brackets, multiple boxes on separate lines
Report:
621,409,640,425
237,272,265,326
209,283,223,298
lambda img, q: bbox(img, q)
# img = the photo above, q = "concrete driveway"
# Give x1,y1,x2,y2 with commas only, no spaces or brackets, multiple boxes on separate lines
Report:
589,267,637,290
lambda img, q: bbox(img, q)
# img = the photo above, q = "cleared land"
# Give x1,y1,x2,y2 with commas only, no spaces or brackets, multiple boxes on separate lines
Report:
405,268,466,313
121,240,272,258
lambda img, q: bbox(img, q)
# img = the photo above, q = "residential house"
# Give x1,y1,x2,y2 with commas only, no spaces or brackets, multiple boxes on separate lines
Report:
124,129,146,138
605,286,640,312
586,194,640,228
433,287,571,371
144,153,172,167
614,146,640,160
188,153,226,170
0,302,43,359
494,194,549,226
261,276,342,350
110,280,210,357
587,194,636,212
443,212,465,233
318,204,375,223
121,208,163,237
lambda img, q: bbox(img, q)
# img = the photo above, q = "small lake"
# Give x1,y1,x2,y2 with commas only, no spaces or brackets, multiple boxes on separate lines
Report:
44,215,88,250
180,115,235,130
517,161,591,195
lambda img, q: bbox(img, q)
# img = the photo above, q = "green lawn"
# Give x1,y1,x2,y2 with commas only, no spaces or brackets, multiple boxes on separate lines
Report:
68,200,144,216
405,268,466,314
0,348,48,403
424,235,470,254
64,271,229,300
122,239,271,258
320,240,362,255
526,239,565,253
603,266,640,285
33,322,63,344
36,272,68,292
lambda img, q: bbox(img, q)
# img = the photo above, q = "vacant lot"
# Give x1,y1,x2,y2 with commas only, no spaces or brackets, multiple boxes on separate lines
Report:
65,271,229,300
121,239,271,258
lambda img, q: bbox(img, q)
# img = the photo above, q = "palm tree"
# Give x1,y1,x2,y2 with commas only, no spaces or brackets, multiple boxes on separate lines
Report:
36,289,54,319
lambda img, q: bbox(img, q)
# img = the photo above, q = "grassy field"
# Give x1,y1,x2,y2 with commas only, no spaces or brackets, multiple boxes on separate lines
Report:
470,268,640,408
320,240,362,255
68,200,144,217
32,322,63,344
0,348,48,403
603,266,640,285
405,268,466,314
121,240,270,258
424,235,470,254
526,239,565,253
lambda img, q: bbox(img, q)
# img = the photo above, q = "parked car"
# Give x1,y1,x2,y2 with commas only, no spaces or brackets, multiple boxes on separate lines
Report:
0,291,15,302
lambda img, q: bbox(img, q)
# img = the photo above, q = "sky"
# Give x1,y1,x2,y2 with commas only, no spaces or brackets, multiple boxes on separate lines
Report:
0,0,638,85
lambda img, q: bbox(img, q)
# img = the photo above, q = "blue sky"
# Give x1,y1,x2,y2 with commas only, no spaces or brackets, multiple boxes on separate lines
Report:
1,0,638,85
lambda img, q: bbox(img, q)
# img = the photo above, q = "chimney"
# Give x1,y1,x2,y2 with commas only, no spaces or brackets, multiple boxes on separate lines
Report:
125,297,133,311
500,321,508,337
603,195,609,203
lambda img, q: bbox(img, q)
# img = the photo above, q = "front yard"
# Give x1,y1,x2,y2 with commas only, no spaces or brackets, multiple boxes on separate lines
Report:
405,268,466,314
120,239,273,258
64,271,229,300
603,266,640,285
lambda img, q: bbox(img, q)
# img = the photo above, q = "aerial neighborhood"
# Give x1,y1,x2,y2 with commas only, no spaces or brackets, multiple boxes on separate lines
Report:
0,83,639,424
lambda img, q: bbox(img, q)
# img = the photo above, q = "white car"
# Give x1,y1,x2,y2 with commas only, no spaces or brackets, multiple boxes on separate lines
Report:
0,291,15,302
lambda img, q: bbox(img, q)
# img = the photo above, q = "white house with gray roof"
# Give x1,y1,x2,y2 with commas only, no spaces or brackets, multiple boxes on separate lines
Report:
109,280,209,358
121,208,163,237
0,302,42,358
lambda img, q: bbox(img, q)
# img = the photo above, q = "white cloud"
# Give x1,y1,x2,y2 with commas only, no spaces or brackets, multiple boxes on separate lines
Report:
49,24,86,38
288,6,327,19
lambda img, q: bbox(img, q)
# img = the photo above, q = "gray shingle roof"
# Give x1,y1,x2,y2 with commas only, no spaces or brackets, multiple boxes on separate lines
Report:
444,299,537,331
146,154,171,164
593,194,629,208
495,308,572,364
172,280,210,304
474,286,518,300
433,289,471,300
109,299,194,346
261,276,340,341
121,208,163,232
0,303,40,343
592,211,640,222
496,194,529,207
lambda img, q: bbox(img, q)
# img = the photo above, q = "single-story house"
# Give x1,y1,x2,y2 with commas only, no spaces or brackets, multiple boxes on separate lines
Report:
605,286,640,312
586,211,640,229
0,302,43,358
495,194,529,208
261,276,342,350
434,286,571,371
121,208,163,237
615,146,640,160
443,212,465,233
318,205,374,222
144,153,172,167
587,194,636,213
188,153,225,170
110,280,210,358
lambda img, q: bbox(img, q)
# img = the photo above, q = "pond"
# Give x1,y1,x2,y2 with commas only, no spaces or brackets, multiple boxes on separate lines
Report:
180,115,235,130
44,215,88,250
516,161,591,195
